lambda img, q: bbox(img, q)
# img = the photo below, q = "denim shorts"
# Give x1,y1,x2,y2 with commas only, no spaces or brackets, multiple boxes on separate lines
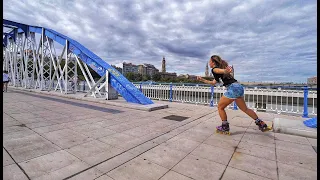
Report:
223,83,244,99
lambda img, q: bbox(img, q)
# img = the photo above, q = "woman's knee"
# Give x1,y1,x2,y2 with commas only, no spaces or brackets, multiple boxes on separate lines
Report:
217,104,226,110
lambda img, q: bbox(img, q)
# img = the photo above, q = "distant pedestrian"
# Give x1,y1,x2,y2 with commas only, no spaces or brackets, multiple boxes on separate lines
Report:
3,70,10,92
197,55,270,134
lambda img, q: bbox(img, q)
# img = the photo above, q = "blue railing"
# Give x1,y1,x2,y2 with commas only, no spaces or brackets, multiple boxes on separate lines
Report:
58,80,317,117
133,82,317,117
135,81,317,90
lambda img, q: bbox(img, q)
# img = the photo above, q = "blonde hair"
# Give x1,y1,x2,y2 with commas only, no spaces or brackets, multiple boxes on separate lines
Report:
210,55,232,78
210,55,228,68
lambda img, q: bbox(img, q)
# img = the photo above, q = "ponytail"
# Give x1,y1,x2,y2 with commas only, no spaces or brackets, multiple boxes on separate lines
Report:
210,55,232,78
210,55,228,69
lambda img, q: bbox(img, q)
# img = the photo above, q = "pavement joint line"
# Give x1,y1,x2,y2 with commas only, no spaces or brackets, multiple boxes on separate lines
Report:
99,113,215,180
273,127,280,180
157,114,219,180
23,115,113,131
4,113,77,163
3,94,60,116
6,116,65,130
4,108,122,165
63,111,214,180
219,119,253,180
3,147,31,180
306,137,314,147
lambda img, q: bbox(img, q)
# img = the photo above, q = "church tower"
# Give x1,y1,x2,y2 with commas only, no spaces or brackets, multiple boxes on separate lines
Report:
162,56,166,73
205,63,209,77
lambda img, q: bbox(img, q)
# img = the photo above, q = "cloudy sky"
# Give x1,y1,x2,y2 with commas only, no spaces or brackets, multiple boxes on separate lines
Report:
4,0,317,83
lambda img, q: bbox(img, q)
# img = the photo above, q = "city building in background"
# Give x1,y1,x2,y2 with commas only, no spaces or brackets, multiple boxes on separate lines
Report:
162,56,166,73
122,62,138,75
160,72,177,79
159,56,177,79
117,57,210,81
307,76,317,85
111,65,122,73
138,63,159,76
178,74,197,80
205,63,209,77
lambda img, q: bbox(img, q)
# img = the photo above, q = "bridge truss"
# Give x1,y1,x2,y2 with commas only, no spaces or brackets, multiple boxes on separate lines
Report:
3,19,153,105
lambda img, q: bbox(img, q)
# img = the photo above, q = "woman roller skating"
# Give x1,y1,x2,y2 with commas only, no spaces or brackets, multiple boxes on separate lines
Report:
197,55,270,134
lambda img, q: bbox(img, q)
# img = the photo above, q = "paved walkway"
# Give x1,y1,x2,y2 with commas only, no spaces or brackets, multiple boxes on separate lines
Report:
3,89,317,180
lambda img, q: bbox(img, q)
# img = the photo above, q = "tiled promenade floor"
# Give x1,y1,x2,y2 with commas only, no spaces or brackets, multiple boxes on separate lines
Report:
3,89,317,180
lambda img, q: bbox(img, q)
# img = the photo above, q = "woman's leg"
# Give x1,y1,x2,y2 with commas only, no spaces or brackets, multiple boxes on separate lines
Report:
217,96,235,121
235,97,268,130
235,97,258,120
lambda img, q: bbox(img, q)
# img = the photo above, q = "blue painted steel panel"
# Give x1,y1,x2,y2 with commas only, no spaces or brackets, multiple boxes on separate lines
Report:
3,19,28,35
29,26,42,33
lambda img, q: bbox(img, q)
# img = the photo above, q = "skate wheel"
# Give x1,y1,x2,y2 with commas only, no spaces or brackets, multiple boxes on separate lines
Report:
266,126,273,131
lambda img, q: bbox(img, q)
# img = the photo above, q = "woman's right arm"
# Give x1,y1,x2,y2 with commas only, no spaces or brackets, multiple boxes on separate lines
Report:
197,76,217,86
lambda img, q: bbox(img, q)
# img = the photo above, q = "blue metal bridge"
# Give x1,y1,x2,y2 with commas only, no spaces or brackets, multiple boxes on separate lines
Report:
3,19,153,105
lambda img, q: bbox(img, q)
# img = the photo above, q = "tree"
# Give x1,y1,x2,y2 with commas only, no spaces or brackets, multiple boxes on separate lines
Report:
125,72,135,81
134,73,142,81
142,74,151,81
152,73,161,81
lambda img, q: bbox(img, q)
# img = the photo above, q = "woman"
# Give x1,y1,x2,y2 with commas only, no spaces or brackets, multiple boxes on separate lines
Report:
3,70,9,92
197,55,268,133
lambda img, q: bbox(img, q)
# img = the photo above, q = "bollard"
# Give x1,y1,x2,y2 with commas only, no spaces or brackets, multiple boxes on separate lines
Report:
210,86,214,107
169,83,173,102
139,83,142,92
83,81,85,91
302,86,309,118
233,101,238,110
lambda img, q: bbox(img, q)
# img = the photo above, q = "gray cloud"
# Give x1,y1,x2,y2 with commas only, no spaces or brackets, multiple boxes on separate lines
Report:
4,0,317,83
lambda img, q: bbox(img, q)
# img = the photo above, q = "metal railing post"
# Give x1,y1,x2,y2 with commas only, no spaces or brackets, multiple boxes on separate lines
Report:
210,85,214,107
302,86,309,118
139,83,142,92
169,82,173,102
233,101,238,110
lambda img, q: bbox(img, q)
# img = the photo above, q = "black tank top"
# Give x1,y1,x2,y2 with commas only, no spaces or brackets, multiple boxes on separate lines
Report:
211,67,237,86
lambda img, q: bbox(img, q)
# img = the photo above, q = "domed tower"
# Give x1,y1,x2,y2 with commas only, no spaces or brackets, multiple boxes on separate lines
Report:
205,63,209,77
162,56,166,73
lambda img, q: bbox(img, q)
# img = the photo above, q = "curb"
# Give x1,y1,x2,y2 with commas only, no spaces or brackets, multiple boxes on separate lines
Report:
273,118,317,139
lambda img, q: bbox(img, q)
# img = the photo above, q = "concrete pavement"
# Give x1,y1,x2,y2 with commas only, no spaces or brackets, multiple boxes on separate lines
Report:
3,88,317,180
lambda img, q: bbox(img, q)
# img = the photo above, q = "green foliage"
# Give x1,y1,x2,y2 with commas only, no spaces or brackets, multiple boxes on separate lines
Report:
125,72,135,81
125,73,153,82
142,74,151,81
151,73,161,81
134,73,142,81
